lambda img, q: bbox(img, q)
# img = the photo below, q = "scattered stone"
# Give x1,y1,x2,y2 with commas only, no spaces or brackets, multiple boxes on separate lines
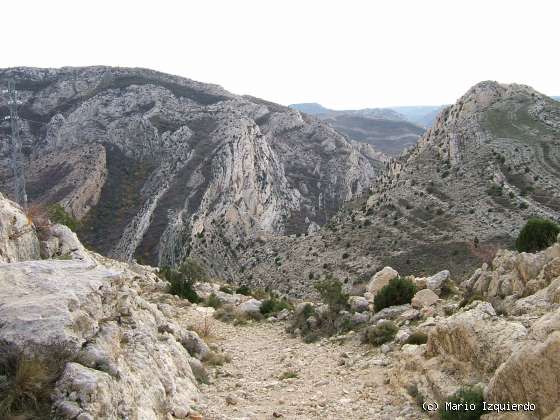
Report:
349,296,370,312
411,289,439,309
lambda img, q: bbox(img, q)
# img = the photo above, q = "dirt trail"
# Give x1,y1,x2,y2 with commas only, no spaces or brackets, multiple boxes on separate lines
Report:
180,307,427,420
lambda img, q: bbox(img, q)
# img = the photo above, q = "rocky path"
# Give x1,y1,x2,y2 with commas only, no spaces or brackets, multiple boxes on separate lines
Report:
180,307,427,420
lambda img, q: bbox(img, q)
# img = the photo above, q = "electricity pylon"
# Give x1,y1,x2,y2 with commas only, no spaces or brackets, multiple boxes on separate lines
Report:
4,80,28,209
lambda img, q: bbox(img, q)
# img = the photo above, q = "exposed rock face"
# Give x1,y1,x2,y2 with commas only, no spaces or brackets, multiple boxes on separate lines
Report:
464,239,560,310
241,82,560,297
0,67,379,278
486,331,560,419
0,192,39,262
390,237,560,419
0,194,200,418
426,301,527,374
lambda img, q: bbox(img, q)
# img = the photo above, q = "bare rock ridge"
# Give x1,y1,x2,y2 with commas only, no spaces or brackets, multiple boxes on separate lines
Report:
242,82,560,297
0,194,203,419
0,66,380,277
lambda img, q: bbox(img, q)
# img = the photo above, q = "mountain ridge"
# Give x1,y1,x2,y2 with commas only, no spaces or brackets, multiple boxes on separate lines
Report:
241,81,560,297
0,66,380,278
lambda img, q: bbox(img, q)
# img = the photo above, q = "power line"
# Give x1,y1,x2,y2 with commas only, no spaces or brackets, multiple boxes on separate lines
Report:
3,80,28,210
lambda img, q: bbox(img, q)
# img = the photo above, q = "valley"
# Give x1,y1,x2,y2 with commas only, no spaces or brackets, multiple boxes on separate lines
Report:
1,67,560,420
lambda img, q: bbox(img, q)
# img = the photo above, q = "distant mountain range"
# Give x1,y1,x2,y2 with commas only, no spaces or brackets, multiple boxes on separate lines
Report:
289,102,444,127
255,83,560,297
289,103,434,156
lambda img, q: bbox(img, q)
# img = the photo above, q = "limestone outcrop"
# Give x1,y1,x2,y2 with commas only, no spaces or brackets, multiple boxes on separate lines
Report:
0,194,201,419
0,192,40,262
0,66,379,281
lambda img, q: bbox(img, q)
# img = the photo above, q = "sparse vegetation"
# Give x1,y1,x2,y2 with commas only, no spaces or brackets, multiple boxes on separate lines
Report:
278,370,299,380
236,285,252,296
439,386,487,420
0,340,75,420
203,350,231,366
405,331,428,345
46,204,80,231
160,258,208,303
205,293,222,309
515,218,559,252
260,296,291,316
314,276,349,314
219,285,233,294
361,321,398,346
374,276,416,312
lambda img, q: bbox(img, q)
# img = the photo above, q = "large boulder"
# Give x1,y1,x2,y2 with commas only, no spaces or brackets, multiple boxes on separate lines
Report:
349,295,369,312
426,302,528,374
426,270,450,294
0,245,199,418
411,289,439,309
238,298,262,315
40,223,94,263
371,304,411,323
0,193,40,262
486,332,560,419
466,242,560,301
366,266,398,301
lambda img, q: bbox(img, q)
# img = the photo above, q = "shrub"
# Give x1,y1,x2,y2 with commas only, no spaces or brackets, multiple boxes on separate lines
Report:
286,304,315,336
278,370,299,380
361,321,398,345
0,340,75,419
203,350,231,366
46,204,80,231
219,285,233,294
405,331,428,345
314,276,349,314
205,293,222,309
374,276,416,312
515,218,560,253
160,258,208,303
236,285,252,296
439,386,488,420
260,296,291,316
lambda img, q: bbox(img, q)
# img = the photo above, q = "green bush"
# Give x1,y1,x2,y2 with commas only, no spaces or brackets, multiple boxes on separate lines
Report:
160,258,208,303
374,276,416,312
361,321,398,346
515,218,560,252
260,296,291,316
405,331,428,345
314,276,349,313
236,285,252,296
219,285,233,294
47,204,80,231
205,293,222,309
439,386,488,420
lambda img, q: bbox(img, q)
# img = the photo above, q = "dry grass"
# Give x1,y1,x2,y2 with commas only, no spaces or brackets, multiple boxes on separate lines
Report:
203,350,232,366
278,369,299,380
189,316,215,340
213,304,263,325
0,340,76,419
25,204,50,230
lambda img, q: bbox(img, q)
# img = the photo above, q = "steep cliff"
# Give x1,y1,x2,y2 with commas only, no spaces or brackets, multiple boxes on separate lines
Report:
0,67,380,277
241,82,560,297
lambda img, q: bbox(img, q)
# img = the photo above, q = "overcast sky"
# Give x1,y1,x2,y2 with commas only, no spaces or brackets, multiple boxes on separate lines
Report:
2,0,558,109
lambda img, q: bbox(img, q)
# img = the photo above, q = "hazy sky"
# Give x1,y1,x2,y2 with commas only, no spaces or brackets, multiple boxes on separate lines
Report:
2,0,558,108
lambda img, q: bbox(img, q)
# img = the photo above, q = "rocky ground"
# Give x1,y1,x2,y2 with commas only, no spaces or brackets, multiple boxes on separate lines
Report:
169,305,426,420
3,191,560,419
